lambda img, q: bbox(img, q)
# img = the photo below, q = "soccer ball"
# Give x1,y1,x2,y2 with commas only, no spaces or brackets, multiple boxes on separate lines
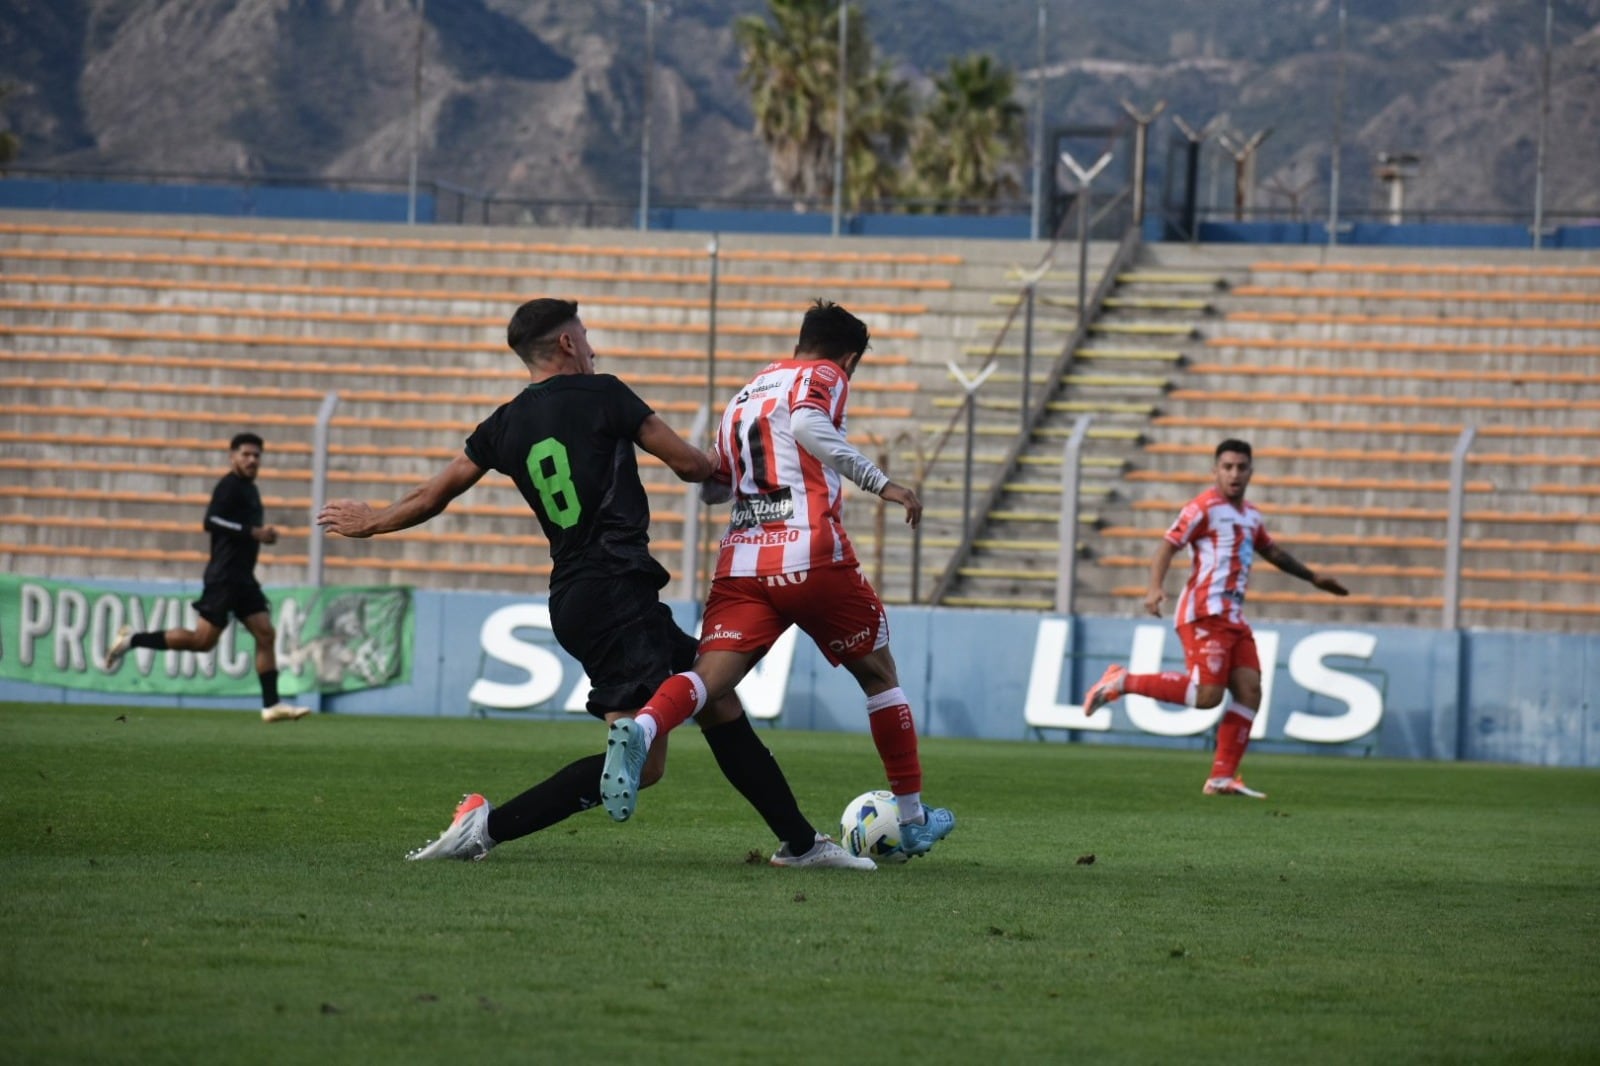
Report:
840,790,908,864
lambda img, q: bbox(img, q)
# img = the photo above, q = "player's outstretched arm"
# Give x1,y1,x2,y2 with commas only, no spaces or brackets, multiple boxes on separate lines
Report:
636,414,717,483
1260,543,1349,597
1143,540,1180,616
789,407,912,521
317,455,486,538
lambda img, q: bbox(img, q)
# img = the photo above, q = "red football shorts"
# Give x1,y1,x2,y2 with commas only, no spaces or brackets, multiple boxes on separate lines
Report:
1176,618,1260,688
699,565,889,667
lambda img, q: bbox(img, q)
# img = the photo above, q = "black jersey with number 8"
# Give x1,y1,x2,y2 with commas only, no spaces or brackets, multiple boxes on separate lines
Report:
465,375,668,590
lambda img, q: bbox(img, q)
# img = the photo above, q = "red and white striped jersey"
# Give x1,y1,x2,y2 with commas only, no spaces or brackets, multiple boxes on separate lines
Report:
1165,487,1276,625
712,358,860,577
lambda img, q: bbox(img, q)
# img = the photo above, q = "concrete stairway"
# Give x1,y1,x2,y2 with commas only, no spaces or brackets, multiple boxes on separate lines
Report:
932,248,1234,610
1080,243,1600,633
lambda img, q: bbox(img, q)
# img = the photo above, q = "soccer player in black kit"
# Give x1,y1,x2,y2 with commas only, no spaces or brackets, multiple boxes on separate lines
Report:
106,432,311,723
317,298,872,869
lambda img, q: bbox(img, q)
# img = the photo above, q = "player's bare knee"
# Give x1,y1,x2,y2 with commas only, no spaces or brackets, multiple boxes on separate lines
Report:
1196,684,1226,709
1231,681,1262,706
843,648,899,693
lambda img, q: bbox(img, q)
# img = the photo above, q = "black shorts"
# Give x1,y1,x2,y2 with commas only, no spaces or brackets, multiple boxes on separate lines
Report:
549,575,697,719
192,577,271,628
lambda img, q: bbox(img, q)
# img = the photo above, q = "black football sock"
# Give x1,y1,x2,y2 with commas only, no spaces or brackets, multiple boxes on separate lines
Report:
130,632,169,650
259,669,280,707
702,714,816,852
486,753,606,845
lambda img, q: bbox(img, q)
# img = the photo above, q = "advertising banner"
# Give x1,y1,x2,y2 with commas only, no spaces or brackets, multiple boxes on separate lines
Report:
0,574,412,697
4,577,1594,767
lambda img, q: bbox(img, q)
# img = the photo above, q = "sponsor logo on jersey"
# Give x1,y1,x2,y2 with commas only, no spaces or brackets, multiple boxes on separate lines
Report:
730,486,794,529
704,622,745,643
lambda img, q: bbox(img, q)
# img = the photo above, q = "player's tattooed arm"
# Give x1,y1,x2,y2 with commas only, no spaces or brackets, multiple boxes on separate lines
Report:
1260,542,1349,596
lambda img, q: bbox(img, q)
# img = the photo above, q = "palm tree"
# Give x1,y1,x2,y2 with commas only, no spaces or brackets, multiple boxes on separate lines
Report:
0,85,19,172
908,54,1026,211
735,0,909,210
842,64,913,209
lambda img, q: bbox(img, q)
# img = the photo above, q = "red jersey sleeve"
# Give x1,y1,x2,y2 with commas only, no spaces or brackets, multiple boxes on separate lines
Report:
1252,511,1276,551
1165,498,1208,548
791,361,848,421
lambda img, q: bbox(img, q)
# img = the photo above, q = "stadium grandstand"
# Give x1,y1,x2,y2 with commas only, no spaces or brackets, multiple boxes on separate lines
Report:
1,207,1596,634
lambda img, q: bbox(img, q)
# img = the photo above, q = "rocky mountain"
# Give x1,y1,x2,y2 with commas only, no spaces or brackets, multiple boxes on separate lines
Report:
1,0,1597,222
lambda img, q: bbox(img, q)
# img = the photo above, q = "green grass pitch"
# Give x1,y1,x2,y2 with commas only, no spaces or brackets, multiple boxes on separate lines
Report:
2,702,1597,1064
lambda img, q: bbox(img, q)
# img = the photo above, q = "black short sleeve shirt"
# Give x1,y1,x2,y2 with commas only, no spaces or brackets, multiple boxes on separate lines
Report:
203,472,263,583
465,375,667,589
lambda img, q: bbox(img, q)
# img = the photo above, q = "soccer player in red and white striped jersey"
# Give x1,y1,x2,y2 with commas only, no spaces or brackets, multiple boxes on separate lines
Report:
600,300,957,861
1082,440,1349,797
712,343,862,578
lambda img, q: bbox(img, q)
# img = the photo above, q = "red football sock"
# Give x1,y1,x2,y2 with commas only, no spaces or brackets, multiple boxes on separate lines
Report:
637,672,705,738
1209,708,1255,780
866,687,922,796
1123,671,1191,705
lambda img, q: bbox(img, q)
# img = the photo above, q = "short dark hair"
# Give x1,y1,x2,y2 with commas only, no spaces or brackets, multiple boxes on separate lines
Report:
230,432,264,451
507,298,579,363
1215,438,1252,460
795,299,870,362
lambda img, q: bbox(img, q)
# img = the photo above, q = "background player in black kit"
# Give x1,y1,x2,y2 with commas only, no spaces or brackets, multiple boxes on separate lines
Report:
317,298,872,869
106,432,311,723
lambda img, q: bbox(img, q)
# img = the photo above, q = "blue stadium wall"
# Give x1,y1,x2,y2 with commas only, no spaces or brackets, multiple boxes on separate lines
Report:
3,583,1595,768
0,177,432,224
7,177,1599,246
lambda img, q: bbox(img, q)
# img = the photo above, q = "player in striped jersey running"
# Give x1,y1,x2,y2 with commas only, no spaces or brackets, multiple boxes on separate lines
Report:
601,300,956,860
1082,439,1348,797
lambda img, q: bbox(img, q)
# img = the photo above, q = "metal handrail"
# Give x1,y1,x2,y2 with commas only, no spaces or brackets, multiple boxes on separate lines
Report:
924,219,1143,606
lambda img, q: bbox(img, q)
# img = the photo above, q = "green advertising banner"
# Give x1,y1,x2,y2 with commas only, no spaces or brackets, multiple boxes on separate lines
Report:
0,575,413,697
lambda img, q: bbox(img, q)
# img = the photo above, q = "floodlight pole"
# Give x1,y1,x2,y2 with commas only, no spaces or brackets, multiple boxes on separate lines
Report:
638,0,655,231
831,0,848,238
1029,2,1048,241
1533,0,1553,249
406,0,425,225
1327,0,1347,247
